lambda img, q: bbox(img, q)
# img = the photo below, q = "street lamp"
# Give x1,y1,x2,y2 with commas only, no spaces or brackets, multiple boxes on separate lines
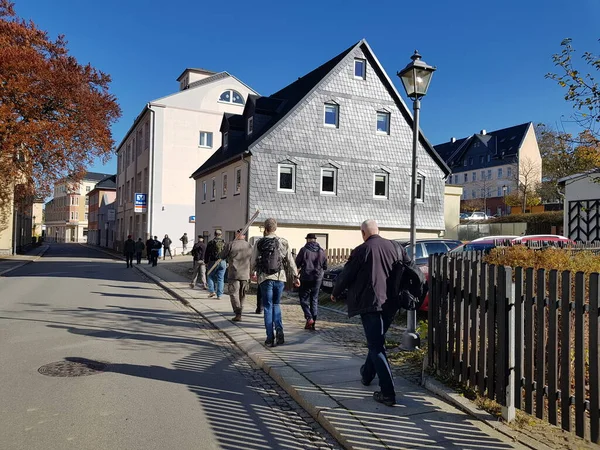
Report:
397,50,436,351
502,185,507,215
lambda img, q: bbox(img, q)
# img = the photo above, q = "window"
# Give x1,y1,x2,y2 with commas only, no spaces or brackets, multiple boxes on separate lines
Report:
86,186,91,192
463,159,467,167
222,172,228,197
211,178,216,200
235,167,242,195
498,187,502,197
85,212,88,221
498,167,503,178
487,155,491,162
278,164,295,192
481,188,485,198
507,186,511,194
487,169,492,180
219,89,245,105
376,112,390,134
468,157,474,165
247,117,253,135
202,181,207,202
416,175,425,201
144,121,150,149
479,155,484,164
373,173,388,199
472,172,476,182
223,132,229,148
320,168,337,195
324,103,339,127
481,170,486,180
507,167,512,178
424,242,449,256
354,58,366,79
454,175,458,184
463,173,468,183
85,196,89,206
199,131,213,148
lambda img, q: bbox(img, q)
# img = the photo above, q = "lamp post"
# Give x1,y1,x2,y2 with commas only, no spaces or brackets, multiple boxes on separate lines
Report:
397,50,436,351
502,185,507,215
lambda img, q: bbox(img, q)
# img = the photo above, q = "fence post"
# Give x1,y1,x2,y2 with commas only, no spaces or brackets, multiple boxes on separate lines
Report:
502,265,516,422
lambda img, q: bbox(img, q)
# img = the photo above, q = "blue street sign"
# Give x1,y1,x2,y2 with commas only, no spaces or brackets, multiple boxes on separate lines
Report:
189,216,195,223
134,193,147,213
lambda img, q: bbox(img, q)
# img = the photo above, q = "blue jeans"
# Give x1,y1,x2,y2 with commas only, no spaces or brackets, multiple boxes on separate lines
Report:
261,280,284,341
207,260,226,297
361,311,396,398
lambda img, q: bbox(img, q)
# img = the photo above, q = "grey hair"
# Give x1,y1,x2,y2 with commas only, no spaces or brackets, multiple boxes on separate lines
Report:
361,219,379,235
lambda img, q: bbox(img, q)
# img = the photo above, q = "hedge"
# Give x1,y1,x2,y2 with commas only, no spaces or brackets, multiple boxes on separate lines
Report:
480,211,563,225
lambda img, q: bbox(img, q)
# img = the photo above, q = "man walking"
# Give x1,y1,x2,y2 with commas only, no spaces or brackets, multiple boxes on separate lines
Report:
205,230,226,299
331,219,405,407
180,233,189,255
295,233,327,330
189,236,207,289
251,218,300,347
123,235,135,268
146,237,153,264
162,234,173,260
220,229,252,322
135,238,145,264
150,236,161,267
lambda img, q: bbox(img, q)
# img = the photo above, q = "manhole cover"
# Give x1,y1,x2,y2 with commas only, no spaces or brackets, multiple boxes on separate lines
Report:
38,358,108,377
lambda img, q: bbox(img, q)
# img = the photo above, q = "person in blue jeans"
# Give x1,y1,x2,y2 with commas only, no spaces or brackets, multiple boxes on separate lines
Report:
251,218,300,347
205,230,226,299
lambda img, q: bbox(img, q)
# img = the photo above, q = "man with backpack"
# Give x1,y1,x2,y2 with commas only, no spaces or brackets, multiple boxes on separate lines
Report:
180,233,189,255
204,230,226,299
220,229,253,322
145,237,154,264
251,218,300,347
331,219,410,407
295,233,327,330
150,235,161,267
190,236,207,289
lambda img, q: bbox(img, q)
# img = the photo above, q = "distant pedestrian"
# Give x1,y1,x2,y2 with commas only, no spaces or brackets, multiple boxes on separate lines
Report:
251,218,300,347
150,235,161,267
124,235,135,268
180,233,189,255
162,234,173,260
331,219,408,407
205,230,226,299
135,238,145,264
190,236,207,289
146,237,153,264
220,229,253,321
295,233,327,330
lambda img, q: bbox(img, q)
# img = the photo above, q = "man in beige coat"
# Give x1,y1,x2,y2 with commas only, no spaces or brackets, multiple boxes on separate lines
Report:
220,229,253,321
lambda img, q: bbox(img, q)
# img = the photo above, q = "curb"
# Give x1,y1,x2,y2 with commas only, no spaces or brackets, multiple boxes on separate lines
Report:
421,375,553,450
0,245,50,277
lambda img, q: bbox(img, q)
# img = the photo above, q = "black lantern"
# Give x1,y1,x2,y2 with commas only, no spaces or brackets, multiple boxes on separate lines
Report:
397,51,436,100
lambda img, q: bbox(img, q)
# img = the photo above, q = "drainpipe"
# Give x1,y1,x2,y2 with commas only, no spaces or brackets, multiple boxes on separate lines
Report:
241,151,251,225
147,104,156,238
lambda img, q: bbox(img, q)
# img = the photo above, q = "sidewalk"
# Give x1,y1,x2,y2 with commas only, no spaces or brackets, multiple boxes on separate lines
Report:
131,259,530,450
0,244,50,276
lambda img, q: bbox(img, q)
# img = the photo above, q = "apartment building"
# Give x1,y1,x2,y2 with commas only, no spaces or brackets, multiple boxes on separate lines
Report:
86,175,116,246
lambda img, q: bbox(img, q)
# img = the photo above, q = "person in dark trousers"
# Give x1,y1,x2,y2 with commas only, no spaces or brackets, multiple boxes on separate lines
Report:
205,230,226,299
295,233,327,330
146,237,153,264
135,238,145,264
123,235,135,268
180,233,189,255
190,236,207,289
150,236,161,267
220,229,253,322
331,219,405,407
162,234,173,260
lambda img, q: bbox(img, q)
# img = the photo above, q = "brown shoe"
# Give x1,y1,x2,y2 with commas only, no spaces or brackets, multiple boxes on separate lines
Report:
232,314,242,322
208,292,216,298
305,319,315,330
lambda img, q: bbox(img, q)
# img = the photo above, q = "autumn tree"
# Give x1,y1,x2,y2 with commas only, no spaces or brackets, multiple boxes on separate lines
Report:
0,1,121,214
510,157,541,212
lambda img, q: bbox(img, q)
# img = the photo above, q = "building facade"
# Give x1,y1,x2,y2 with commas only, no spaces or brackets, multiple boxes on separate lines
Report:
191,40,451,251
435,123,541,216
45,172,111,243
559,169,600,242
86,175,116,246
114,69,256,252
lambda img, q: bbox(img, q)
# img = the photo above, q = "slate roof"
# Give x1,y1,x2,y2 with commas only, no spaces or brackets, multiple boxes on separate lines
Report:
93,174,117,190
434,122,531,169
176,67,216,82
84,172,114,182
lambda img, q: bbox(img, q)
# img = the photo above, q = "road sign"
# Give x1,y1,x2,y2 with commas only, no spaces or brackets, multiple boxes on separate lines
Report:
189,216,195,223
134,193,147,213
107,209,115,221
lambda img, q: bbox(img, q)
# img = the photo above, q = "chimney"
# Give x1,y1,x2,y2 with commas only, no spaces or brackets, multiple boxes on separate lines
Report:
450,137,456,143
480,129,487,135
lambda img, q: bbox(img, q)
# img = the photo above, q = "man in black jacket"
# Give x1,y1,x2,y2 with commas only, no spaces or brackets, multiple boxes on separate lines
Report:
123,235,135,268
189,236,207,289
331,219,404,406
295,233,327,330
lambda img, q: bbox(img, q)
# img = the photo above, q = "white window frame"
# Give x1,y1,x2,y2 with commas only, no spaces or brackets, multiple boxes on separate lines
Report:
221,172,228,198
320,168,337,195
218,89,245,105
415,174,425,202
202,181,207,202
354,58,366,79
234,167,242,195
373,173,389,199
199,131,213,148
498,167,503,178
247,117,253,135
376,111,390,135
211,177,216,200
277,164,296,193
472,172,476,182
324,103,339,128
507,167,512,178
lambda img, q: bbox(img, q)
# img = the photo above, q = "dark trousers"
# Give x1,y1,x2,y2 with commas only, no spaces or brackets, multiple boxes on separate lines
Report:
146,248,152,263
360,301,400,398
299,279,321,321
125,252,134,267
256,283,263,312
136,252,142,264
163,247,172,259
150,250,159,267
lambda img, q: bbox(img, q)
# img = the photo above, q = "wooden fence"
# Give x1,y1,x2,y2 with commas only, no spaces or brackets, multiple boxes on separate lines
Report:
291,247,352,266
428,253,600,443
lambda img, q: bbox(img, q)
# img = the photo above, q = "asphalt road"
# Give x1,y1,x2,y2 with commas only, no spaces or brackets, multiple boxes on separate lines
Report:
0,244,339,450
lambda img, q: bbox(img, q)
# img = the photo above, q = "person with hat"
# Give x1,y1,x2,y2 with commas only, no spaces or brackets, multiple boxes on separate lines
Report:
205,229,226,299
190,236,207,289
295,233,327,330
123,235,135,268
219,229,253,321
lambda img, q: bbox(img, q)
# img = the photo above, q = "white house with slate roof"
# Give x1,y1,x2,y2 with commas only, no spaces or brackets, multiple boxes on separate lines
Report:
191,40,452,251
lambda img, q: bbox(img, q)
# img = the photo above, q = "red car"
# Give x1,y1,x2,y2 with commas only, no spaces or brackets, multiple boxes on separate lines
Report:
511,235,574,246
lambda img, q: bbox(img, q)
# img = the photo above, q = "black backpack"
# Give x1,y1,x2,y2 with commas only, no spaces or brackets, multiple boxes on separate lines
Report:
388,242,428,311
206,238,224,261
257,238,282,275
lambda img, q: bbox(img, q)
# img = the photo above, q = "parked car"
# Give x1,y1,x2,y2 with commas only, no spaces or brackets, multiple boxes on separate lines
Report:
450,235,519,253
464,212,489,221
321,239,462,311
512,234,575,247
459,213,470,220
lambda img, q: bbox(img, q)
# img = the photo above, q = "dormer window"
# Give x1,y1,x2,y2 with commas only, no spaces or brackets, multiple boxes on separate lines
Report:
223,132,229,149
219,90,245,105
354,59,366,79
247,117,254,136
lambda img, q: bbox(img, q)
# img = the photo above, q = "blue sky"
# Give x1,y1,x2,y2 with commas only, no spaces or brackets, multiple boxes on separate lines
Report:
14,0,600,175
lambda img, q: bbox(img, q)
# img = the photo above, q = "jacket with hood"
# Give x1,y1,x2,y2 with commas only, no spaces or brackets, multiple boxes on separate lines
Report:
295,242,327,282
135,240,145,253
124,238,135,254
